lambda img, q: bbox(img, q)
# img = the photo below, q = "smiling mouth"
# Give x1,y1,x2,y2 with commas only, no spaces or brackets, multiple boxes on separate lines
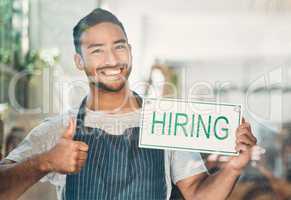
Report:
99,66,125,77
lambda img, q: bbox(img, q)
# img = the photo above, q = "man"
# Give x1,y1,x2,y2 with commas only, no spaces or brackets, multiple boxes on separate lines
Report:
0,8,257,200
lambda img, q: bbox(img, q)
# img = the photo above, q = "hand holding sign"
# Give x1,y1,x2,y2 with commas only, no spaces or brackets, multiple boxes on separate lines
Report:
224,118,257,174
42,118,88,174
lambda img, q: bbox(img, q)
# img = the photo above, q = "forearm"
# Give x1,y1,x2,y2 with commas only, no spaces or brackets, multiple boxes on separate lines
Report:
0,154,50,200
180,119,256,200
192,166,240,200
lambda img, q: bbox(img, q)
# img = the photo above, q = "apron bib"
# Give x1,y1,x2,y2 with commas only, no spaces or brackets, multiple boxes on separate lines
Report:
64,93,167,200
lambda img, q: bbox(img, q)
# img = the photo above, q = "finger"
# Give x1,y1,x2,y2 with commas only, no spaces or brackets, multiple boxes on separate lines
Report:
236,128,251,139
236,127,249,136
69,159,86,173
62,118,76,140
240,118,253,132
236,134,256,146
236,128,257,144
71,165,82,173
241,129,257,144
74,141,89,152
238,131,257,144
248,133,257,144
68,166,78,173
77,151,88,160
240,122,251,130
235,144,250,152
76,159,86,169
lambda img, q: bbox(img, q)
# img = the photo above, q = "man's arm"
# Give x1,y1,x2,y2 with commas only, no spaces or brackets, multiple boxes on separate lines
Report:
0,156,50,200
0,119,88,200
177,165,240,200
177,118,257,200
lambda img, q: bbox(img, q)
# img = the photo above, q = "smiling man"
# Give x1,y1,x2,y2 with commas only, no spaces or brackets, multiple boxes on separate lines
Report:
0,8,257,200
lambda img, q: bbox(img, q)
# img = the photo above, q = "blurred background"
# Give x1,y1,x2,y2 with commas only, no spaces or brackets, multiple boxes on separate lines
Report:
1,0,291,199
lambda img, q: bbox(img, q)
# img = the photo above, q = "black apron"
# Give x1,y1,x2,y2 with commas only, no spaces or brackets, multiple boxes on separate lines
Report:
64,93,167,200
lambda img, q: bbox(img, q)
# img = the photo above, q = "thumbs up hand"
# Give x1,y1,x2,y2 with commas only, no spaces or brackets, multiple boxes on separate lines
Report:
41,118,88,174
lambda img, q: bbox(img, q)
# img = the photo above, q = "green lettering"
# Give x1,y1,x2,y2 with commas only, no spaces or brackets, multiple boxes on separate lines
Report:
174,113,188,137
214,116,229,140
197,115,211,138
190,114,195,137
151,112,166,135
168,112,172,135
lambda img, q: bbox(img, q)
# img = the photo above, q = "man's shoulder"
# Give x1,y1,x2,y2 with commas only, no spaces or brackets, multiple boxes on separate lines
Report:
29,110,78,139
4,110,79,163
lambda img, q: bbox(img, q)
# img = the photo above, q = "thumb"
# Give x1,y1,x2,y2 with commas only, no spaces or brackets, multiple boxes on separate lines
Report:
62,118,76,139
242,117,246,124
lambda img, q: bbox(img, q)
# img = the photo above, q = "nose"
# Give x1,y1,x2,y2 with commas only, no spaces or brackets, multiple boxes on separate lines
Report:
104,49,117,67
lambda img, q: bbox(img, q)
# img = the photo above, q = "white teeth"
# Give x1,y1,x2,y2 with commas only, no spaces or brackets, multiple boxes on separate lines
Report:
102,69,121,76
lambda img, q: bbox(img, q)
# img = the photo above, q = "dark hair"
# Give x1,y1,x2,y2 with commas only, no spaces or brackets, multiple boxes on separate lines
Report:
73,8,127,54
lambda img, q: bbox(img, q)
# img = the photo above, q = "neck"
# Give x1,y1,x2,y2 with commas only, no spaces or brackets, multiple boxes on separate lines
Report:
86,84,140,113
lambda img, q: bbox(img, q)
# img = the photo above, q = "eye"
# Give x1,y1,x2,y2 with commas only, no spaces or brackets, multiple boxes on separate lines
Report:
91,49,103,54
115,44,126,50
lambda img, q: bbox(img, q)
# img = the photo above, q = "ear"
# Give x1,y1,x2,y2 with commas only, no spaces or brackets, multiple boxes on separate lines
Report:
74,53,85,71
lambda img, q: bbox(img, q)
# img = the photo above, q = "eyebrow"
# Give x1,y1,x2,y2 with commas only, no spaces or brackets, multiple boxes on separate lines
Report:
87,39,127,49
114,39,127,44
87,43,103,49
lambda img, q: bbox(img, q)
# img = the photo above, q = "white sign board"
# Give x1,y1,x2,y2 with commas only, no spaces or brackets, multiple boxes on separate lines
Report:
139,98,242,156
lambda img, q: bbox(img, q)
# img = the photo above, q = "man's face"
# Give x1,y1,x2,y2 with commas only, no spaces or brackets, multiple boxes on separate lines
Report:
78,22,132,92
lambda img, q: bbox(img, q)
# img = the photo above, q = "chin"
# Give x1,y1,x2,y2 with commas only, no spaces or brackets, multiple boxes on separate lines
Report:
94,81,127,92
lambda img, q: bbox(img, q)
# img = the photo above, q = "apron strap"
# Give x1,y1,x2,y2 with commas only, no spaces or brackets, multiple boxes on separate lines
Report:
132,90,143,108
75,96,88,134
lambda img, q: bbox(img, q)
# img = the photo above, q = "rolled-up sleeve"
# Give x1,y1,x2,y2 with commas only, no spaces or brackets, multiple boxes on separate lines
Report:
170,151,208,184
6,122,52,162
5,116,68,184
